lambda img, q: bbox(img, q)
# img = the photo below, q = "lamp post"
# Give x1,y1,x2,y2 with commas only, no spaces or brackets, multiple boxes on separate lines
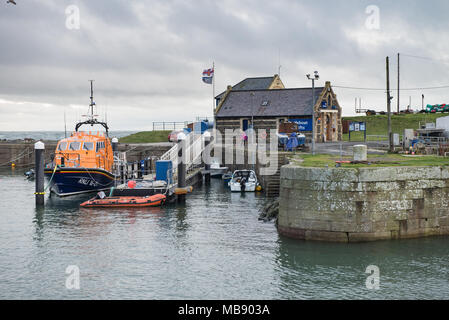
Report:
307,71,319,155
250,92,255,168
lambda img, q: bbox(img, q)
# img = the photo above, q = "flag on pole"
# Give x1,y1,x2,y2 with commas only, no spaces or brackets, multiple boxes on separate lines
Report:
202,68,214,84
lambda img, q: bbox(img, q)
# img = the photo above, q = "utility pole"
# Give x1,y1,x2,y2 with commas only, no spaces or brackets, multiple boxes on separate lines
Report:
386,56,393,152
397,53,400,113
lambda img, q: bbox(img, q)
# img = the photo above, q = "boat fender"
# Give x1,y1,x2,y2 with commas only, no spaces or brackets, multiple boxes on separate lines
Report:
174,186,193,195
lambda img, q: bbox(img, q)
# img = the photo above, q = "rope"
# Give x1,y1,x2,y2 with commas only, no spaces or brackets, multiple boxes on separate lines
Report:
44,165,58,192
0,149,33,167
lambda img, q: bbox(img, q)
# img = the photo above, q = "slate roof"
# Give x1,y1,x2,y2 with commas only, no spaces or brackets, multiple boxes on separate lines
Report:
215,76,276,100
216,87,324,118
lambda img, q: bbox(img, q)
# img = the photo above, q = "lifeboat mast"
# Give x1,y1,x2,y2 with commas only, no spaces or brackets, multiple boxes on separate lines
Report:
75,80,110,136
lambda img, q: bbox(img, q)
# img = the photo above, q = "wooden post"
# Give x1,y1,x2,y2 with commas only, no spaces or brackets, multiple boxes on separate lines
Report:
177,138,186,203
387,56,393,152
397,53,400,113
34,141,45,206
204,131,211,186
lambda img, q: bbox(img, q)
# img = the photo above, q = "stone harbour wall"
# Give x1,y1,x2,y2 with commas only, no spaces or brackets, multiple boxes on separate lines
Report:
278,165,449,242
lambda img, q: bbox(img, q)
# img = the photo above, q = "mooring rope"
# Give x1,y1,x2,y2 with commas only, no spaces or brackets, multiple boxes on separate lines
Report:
43,165,58,192
0,149,33,167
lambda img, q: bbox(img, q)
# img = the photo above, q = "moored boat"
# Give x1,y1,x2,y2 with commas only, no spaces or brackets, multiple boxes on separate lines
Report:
80,193,166,208
228,170,258,192
210,158,228,178
45,81,117,196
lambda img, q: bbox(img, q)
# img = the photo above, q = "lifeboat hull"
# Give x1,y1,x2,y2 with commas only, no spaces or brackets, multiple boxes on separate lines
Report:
44,167,115,197
80,194,166,208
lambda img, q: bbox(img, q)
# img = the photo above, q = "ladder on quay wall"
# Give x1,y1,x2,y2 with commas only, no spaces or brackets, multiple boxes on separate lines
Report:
260,152,288,197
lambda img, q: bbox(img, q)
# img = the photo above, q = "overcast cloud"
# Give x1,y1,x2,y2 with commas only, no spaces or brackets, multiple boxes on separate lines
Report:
1,0,449,131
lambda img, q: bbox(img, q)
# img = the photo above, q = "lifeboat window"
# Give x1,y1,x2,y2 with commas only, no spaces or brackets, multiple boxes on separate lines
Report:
57,142,67,151
83,142,94,151
96,142,105,150
69,141,81,150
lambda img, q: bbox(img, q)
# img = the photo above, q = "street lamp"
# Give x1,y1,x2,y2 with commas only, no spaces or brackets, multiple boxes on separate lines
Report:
307,71,319,155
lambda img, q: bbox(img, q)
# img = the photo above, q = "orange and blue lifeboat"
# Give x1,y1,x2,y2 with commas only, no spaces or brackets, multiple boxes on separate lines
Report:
45,130,116,196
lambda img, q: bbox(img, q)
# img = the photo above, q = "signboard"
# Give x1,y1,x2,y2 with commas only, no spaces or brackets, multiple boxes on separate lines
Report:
349,121,366,132
289,118,313,132
360,122,366,131
349,121,367,141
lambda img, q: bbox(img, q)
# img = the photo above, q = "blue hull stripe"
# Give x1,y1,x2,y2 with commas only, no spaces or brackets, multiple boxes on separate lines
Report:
44,168,115,196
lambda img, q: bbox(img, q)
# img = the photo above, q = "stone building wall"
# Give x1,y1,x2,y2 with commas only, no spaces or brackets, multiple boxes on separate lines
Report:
278,164,449,242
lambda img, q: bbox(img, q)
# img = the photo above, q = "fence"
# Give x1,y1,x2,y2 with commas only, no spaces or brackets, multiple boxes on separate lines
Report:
152,122,189,131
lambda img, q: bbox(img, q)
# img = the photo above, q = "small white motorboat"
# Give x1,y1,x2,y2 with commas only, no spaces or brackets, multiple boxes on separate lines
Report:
228,170,258,192
210,158,229,178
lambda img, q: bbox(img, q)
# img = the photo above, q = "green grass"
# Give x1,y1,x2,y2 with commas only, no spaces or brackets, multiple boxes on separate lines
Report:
119,131,171,143
342,113,449,142
291,153,449,168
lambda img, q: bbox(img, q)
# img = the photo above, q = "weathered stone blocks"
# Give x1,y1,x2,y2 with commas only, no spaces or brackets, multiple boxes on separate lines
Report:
278,165,449,242
353,145,368,162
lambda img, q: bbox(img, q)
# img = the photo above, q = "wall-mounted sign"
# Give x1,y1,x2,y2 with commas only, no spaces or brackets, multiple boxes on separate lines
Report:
289,118,313,132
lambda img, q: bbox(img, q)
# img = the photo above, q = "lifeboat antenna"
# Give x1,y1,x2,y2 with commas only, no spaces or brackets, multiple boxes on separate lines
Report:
89,79,95,122
75,80,110,135
64,107,67,138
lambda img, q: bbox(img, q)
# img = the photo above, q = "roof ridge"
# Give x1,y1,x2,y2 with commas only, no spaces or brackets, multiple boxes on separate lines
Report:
242,76,275,80
227,87,325,93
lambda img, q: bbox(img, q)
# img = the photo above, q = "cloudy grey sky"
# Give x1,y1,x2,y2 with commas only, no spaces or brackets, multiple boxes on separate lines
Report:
1,0,449,131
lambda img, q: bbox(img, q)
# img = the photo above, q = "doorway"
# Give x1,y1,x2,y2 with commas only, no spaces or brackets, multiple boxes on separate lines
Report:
326,114,332,142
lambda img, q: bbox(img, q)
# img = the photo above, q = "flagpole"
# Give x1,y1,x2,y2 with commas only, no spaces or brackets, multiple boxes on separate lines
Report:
212,61,215,120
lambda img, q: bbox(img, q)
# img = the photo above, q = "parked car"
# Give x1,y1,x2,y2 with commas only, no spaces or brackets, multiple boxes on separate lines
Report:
168,130,182,142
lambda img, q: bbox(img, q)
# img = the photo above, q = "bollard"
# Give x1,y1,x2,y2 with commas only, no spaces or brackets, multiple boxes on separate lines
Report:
34,141,45,206
204,131,211,186
353,145,368,162
111,137,118,152
177,138,187,203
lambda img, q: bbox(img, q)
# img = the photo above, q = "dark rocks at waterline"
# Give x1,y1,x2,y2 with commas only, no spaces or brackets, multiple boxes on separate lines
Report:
259,198,279,222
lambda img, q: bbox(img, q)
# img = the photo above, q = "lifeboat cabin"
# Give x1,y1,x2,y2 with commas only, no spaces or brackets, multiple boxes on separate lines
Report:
45,130,116,196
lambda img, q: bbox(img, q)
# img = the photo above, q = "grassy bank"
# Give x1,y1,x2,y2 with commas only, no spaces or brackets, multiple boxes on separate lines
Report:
119,131,171,143
342,113,448,141
291,153,449,168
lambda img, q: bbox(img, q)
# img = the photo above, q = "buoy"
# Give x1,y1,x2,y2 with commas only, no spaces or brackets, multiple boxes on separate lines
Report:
128,180,137,189
256,185,263,192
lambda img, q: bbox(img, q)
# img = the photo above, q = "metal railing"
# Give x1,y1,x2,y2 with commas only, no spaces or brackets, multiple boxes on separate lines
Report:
159,133,208,183
152,121,189,131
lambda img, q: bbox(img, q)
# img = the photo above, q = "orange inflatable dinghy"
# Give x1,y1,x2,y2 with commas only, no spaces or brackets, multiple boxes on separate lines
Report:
80,193,166,208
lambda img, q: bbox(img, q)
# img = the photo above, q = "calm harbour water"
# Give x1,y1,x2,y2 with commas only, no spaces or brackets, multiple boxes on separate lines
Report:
1,168,449,300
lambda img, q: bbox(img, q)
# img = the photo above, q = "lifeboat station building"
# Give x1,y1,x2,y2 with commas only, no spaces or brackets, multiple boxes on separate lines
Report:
214,75,343,143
